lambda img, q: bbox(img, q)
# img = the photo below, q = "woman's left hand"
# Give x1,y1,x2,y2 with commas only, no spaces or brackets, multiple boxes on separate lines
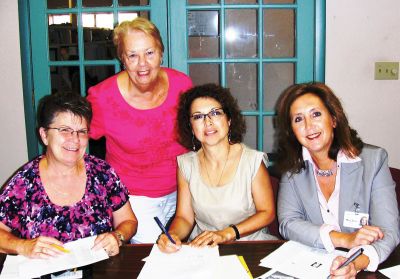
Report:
189,228,233,247
92,232,120,256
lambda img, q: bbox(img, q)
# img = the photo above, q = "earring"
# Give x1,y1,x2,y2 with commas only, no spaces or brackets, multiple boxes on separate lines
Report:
192,134,196,151
228,130,232,144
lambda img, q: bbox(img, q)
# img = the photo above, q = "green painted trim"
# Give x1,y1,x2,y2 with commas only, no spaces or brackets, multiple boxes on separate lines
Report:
151,0,168,67
30,0,52,155
169,0,188,73
315,0,326,82
296,2,315,83
19,0,38,160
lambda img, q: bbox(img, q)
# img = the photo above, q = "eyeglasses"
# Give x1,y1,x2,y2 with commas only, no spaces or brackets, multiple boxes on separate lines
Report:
46,127,89,138
190,108,225,122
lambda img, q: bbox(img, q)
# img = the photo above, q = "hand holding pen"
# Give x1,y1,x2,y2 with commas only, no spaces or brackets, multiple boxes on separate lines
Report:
327,248,363,279
154,216,181,253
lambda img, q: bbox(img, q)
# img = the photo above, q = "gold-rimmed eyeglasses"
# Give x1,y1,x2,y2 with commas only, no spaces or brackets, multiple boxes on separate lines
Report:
190,108,225,123
46,127,89,138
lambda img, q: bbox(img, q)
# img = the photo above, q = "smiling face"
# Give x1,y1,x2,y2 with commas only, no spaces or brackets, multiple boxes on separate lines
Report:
122,30,163,91
39,111,88,167
190,97,230,148
289,93,336,158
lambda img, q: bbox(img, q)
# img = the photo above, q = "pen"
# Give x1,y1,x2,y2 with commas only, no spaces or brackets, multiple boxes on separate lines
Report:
327,248,363,279
51,244,71,253
154,216,176,244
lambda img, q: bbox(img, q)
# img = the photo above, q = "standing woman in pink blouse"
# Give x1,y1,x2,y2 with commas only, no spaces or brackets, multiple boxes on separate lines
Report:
87,17,193,243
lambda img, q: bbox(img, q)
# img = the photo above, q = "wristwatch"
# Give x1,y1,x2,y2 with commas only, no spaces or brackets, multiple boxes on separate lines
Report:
114,231,125,246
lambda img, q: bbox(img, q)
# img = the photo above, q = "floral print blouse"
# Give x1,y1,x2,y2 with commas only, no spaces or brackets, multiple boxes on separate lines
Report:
0,154,129,243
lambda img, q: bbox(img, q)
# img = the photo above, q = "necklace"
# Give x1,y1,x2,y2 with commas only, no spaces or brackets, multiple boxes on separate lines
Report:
202,145,231,186
315,162,337,177
49,183,69,196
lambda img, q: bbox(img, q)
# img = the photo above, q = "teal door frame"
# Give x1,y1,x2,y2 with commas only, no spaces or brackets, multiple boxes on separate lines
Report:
169,0,325,152
19,0,325,159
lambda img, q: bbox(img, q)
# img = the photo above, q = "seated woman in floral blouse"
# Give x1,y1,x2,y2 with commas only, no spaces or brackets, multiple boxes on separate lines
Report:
0,92,137,259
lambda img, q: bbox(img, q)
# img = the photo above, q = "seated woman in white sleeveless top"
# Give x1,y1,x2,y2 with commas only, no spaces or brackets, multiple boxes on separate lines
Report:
157,84,277,253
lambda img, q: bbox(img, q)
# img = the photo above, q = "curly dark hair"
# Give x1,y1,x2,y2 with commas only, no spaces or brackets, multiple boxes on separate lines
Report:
177,84,246,151
37,92,92,130
275,82,363,174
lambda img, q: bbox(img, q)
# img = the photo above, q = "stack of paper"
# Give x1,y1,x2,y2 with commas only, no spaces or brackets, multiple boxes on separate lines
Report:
257,241,346,279
138,245,251,279
0,236,108,279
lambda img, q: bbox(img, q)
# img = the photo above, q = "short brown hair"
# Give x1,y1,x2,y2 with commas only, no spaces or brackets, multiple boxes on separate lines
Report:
113,17,164,60
177,84,246,151
276,82,363,174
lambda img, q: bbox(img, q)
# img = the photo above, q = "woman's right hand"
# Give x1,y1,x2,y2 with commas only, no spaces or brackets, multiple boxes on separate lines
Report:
328,256,357,279
156,233,182,253
19,236,66,259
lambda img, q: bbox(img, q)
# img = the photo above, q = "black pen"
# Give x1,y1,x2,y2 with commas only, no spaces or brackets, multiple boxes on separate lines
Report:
154,216,176,244
327,248,364,279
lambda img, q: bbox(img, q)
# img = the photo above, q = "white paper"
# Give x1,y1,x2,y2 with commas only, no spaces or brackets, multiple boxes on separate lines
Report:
255,269,298,279
0,236,108,279
379,265,400,278
214,255,252,279
259,240,346,279
138,244,221,279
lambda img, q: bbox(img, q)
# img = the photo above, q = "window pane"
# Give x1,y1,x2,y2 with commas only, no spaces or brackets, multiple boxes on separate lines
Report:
119,0,149,6
85,66,115,89
51,66,80,94
118,11,149,24
243,116,257,150
188,11,220,58
49,15,79,60
82,0,113,7
263,63,294,111
47,0,77,9
225,9,257,58
226,63,258,111
263,9,295,57
263,116,276,154
189,64,220,85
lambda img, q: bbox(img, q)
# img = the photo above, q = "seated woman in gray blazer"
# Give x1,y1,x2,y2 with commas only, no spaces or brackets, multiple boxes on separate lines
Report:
275,82,399,278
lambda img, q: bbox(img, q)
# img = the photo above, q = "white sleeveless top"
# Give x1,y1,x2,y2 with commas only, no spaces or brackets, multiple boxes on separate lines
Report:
177,144,276,241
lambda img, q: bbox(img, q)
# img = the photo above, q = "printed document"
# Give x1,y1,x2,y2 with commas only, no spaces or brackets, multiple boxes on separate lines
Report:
0,236,108,279
138,244,250,279
259,240,346,279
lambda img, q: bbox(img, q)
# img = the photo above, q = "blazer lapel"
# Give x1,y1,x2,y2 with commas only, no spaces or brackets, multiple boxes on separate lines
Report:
295,162,324,224
338,161,364,230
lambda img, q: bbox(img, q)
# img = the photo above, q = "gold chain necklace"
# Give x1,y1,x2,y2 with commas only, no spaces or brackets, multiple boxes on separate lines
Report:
49,183,70,196
202,145,231,186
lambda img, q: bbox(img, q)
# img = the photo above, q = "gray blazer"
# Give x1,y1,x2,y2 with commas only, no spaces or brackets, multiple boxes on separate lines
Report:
278,144,400,263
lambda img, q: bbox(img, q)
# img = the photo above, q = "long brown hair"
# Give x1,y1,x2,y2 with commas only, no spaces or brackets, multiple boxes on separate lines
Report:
276,82,363,174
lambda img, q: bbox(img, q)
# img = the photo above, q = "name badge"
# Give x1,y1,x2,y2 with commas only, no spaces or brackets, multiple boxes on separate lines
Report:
343,211,369,228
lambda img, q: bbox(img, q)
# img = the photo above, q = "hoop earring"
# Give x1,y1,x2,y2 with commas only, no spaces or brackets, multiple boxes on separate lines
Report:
192,134,196,151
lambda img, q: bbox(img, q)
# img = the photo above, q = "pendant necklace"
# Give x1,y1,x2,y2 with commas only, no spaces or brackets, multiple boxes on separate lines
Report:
315,161,337,177
203,145,231,186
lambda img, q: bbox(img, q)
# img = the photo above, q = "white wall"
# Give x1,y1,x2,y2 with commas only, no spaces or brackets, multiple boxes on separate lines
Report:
0,0,399,186
326,0,400,168
0,0,28,185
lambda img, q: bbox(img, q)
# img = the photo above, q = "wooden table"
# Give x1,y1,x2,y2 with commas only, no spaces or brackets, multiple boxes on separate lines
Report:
1,241,399,278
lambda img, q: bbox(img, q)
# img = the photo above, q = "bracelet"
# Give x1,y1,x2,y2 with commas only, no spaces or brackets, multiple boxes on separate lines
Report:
230,224,240,240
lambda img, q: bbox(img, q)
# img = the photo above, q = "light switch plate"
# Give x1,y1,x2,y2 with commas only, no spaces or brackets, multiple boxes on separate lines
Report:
375,62,399,80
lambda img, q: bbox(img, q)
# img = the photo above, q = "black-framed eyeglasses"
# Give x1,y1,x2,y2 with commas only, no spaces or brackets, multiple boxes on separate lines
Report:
190,108,225,122
46,127,89,138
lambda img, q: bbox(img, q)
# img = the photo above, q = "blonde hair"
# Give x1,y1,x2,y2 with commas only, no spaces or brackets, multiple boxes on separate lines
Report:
113,17,164,60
